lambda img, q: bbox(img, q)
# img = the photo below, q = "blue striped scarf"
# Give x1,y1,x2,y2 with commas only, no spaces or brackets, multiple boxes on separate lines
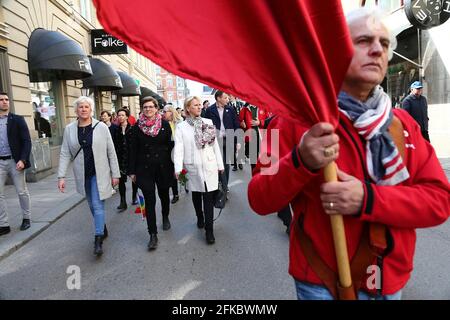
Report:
338,86,409,185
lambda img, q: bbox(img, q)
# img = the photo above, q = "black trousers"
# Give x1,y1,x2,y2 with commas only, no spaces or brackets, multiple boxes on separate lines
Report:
171,177,179,196
142,182,170,234
192,186,215,231
118,174,127,200
132,181,138,200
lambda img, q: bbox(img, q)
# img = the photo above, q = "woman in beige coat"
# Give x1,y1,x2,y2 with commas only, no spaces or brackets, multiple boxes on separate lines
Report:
174,96,224,244
58,96,120,256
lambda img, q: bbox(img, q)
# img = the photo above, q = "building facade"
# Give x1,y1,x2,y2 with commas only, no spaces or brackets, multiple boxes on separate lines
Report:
0,0,159,180
156,66,189,108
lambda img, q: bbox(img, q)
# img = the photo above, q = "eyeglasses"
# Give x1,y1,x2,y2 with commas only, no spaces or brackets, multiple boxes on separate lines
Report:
143,105,156,109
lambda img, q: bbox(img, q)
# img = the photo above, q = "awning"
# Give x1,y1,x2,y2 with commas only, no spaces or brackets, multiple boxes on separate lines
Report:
116,71,141,96
28,28,93,82
82,58,123,91
140,86,166,107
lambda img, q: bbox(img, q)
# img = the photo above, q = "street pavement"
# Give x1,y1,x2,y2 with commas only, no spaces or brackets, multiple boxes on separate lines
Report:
0,159,449,299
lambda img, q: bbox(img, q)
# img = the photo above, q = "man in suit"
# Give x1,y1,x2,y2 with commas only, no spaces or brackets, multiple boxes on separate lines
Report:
0,92,32,236
204,91,240,193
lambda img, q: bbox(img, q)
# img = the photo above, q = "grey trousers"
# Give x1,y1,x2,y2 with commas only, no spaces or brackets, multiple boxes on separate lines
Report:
0,159,31,226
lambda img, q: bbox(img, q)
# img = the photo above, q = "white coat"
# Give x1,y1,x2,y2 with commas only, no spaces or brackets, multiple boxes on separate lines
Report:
174,118,224,193
58,119,120,200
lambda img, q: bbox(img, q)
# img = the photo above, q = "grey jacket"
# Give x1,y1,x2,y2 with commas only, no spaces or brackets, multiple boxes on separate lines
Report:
58,119,120,200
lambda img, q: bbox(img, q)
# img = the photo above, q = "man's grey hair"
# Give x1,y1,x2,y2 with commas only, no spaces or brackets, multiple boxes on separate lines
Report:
73,96,95,110
346,6,397,60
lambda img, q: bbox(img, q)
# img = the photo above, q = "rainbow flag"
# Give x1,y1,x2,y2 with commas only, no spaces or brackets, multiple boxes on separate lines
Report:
134,190,146,220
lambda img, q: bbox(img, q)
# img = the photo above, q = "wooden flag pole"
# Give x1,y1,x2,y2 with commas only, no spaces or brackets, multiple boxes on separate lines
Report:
324,161,356,300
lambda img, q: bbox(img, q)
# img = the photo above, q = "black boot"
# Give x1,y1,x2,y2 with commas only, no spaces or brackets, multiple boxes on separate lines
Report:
117,195,127,211
102,225,108,240
162,216,171,230
205,229,215,244
197,215,205,229
171,195,179,204
148,233,158,250
94,235,103,256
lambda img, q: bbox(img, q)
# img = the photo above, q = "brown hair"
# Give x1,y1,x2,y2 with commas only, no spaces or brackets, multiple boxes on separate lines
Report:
141,96,159,109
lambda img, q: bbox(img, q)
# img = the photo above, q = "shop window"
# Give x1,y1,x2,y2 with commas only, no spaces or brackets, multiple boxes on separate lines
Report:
30,81,63,146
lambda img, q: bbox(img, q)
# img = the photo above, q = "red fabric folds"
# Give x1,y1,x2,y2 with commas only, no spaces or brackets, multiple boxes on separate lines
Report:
92,0,353,127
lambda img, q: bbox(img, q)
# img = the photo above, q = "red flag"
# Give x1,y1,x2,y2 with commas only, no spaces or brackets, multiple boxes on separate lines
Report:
92,0,353,126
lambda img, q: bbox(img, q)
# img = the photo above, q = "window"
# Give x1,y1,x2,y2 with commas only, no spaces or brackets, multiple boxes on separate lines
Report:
167,77,173,88
156,78,162,88
80,0,92,22
177,77,184,88
167,92,173,102
0,48,11,96
30,81,63,145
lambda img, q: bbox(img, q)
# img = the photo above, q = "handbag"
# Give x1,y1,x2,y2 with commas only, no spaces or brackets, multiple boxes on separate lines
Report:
213,180,226,210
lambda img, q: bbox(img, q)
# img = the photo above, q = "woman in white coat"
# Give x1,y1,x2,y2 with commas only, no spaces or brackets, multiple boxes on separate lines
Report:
58,96,120,256
174,96,224,244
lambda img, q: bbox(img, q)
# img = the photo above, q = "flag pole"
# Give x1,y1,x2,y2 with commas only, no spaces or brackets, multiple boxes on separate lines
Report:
324,161,356,300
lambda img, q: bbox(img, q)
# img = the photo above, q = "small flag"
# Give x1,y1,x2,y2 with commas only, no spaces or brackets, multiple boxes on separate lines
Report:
134,190,146,220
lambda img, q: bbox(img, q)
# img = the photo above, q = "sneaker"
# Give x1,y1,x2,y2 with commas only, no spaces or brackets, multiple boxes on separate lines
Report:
0,226,11,236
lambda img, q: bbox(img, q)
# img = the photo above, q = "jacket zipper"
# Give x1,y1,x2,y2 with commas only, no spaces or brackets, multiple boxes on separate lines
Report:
339,118,384,296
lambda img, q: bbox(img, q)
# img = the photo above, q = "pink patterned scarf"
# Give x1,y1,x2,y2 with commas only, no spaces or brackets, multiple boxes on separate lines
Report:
138,112,162,137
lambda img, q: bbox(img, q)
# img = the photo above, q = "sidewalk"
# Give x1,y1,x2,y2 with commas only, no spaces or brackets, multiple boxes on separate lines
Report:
0,167,84,261
1,158,449,262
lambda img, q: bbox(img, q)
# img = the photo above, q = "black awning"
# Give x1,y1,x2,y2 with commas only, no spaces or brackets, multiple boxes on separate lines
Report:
140,86,166,107
116,71,141,96
28,28,93,82
82,58,123,91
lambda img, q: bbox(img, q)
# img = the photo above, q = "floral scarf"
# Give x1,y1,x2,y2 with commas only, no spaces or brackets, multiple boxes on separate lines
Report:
138,112,162,137
186,116,216,149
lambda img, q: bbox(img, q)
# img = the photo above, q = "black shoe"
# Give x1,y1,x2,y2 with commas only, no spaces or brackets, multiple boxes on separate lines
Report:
171,195,179,204
205,230,215,244
132,199,139,205
117,203,127,211
232,166,238,171
102,225,108,240
20,219,31,231
148,234,158,250
238,163,243,170
185,186,189,193
94,235,103,256
0,226,11,236
197,217,205,229
162,217,171,231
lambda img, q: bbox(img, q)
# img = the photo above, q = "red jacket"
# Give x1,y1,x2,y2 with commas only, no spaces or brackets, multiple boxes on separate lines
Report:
248,110,450,295
239,106,271,142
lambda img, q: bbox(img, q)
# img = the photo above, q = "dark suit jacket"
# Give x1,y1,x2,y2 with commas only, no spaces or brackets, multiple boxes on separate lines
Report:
6,113,32,169
204,103,240,132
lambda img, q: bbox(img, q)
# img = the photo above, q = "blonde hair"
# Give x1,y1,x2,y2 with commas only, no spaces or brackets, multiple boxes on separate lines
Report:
164,105,182,122
183,96,202,116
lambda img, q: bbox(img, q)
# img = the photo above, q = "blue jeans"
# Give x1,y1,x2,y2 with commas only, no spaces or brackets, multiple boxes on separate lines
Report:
295,280,402,300
85,176,105,236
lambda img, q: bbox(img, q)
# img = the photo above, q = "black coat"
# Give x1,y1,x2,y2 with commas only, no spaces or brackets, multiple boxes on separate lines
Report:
204,103,240,131
402,94,429,131
114,124,132,175
128,120,173,191
6,113,32,169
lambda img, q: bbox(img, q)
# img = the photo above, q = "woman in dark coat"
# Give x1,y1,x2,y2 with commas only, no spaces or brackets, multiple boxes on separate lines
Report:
115,108,133,212
129,96,173,251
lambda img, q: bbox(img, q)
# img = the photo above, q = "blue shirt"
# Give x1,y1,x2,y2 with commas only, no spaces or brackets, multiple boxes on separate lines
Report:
0,116,12,156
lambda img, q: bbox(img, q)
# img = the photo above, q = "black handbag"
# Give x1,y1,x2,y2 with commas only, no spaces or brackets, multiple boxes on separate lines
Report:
214,181,226,210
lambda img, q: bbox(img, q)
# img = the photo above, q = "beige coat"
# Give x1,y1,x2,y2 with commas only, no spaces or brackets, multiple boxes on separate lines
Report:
58,119,120,200
174,119,224,192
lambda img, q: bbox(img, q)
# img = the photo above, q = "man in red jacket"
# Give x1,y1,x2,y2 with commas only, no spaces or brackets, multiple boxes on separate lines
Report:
248,7,450,300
